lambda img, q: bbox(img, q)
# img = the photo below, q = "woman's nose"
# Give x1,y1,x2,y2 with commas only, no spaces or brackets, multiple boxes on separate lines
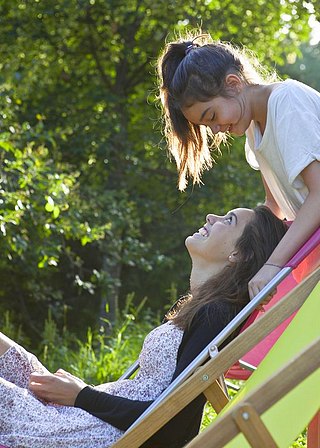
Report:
206,214,221,224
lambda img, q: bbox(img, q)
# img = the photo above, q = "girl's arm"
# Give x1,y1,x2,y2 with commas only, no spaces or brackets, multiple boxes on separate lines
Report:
29,306,222,435
249,160,320,299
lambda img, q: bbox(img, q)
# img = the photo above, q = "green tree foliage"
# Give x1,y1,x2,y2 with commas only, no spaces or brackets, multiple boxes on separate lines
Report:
0,0,316,344
280,41,320,91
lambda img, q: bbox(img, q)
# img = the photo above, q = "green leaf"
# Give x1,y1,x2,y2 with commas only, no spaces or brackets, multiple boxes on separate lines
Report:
53,206,60,219
45,196,55,212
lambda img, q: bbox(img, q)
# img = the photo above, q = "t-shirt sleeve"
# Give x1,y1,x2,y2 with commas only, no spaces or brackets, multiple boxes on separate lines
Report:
245,138,260,170
273,83,320,186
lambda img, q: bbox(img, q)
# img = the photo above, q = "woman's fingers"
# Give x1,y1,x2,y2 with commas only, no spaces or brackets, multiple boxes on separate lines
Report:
29,371,86,406
29,372,56,400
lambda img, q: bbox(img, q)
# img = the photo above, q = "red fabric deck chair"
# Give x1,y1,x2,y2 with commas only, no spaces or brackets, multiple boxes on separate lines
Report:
226,227,320,447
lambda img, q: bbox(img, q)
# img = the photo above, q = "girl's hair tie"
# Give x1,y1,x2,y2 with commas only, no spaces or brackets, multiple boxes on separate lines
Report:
185,43,199,56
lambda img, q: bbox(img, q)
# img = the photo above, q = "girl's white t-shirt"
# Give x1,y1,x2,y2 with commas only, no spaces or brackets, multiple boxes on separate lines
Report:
245,79,320,220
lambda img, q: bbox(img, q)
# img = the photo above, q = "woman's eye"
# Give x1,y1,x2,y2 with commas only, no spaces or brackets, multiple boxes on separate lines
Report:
224,216,232,224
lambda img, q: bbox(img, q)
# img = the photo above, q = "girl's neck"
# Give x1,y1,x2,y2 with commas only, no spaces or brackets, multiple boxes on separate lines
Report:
249,83,279,134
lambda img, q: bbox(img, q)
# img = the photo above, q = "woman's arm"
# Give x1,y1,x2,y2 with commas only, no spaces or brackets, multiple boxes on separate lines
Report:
75,386,152,430
30,306,226,437
75,306,226,431
249,160,320,299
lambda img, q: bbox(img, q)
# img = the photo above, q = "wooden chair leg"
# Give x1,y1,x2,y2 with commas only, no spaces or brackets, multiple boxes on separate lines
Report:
203,379,229,413
308,411,320,448
233,402,277,448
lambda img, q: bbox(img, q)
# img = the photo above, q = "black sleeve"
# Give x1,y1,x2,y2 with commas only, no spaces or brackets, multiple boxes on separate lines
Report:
75,303,227,440
74,386,152,431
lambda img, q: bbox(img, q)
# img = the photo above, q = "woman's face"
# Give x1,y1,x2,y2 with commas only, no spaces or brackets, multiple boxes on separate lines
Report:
185,208,254,264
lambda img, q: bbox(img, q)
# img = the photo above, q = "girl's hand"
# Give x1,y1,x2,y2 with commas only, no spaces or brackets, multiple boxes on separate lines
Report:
248,264,281,303
29,368,87,406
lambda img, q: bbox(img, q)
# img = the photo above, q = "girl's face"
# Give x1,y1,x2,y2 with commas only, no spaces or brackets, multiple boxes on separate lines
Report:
185,208,254,264
182,94,251,136
181,75,252,136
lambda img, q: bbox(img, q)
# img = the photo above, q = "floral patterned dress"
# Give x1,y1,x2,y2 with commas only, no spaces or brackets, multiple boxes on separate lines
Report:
0,321,183,448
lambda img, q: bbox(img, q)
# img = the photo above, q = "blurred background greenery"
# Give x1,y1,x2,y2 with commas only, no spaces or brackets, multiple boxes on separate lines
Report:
1,2,319,444
0,0,319,347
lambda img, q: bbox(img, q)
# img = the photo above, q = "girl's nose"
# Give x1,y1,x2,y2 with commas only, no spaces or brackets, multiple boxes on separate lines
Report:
209,124,220,134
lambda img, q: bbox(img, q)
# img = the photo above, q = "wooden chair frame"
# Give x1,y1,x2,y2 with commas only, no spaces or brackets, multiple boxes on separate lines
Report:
186,337,320,448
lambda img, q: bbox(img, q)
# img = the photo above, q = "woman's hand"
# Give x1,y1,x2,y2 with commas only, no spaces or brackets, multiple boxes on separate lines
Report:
248,264,281,305
29,368,87,406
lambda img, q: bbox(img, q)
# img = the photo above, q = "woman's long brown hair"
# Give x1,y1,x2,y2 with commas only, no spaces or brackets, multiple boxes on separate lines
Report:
167,206,288,331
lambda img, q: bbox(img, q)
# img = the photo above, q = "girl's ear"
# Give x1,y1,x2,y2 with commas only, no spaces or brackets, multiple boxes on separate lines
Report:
225,74,242,92
228,251,239,263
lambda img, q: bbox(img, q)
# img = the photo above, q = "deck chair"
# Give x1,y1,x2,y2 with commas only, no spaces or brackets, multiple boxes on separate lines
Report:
112,263,320,448
225,233,320,446
185,279,320,448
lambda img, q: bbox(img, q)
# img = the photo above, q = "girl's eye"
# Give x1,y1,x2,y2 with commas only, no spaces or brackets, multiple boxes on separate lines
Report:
224,216,233,224
210,113,215,122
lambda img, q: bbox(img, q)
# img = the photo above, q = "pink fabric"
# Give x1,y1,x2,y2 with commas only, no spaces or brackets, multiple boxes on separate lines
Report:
226,273,297,380
307,411,320,448
292,243,320,283
286,227,320,270
226,243,320,380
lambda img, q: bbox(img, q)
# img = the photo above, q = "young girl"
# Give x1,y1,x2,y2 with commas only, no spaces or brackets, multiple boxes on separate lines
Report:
0,206,287,448
157,33,320,299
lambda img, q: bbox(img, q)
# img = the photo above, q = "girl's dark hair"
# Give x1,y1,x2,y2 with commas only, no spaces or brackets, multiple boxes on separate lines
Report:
167,206,288,331
157,33,276,190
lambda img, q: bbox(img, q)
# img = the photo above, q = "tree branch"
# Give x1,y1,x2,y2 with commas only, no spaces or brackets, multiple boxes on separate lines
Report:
84,7,112,90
